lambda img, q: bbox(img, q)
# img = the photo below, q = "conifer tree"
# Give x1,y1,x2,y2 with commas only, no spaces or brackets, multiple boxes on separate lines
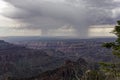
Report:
100,20,120,80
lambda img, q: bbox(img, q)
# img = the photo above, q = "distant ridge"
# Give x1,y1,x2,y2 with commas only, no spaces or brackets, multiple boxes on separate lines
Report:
0,36,116,42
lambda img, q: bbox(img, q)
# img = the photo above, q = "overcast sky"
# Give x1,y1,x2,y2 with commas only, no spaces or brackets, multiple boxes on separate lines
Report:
0,0,120,38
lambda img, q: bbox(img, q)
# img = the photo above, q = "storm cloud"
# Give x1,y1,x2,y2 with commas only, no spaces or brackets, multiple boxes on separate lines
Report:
2,0,120,37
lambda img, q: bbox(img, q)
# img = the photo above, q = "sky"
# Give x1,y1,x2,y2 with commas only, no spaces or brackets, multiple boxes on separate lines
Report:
0,0,120,38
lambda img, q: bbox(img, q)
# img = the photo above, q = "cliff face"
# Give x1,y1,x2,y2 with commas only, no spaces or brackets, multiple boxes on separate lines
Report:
14,38,113,62
9,58,88,80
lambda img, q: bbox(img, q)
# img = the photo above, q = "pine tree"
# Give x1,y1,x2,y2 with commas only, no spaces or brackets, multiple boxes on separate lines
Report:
100,20,120,80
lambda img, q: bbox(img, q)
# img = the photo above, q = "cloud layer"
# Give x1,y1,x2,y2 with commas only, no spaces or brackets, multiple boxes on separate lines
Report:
2,0,120,37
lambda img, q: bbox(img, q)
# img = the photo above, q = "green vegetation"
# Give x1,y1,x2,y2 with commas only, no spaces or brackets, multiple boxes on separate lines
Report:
100,20,120,80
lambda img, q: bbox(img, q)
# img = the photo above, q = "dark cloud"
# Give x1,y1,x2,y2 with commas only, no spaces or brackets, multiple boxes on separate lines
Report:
2,0,120,37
